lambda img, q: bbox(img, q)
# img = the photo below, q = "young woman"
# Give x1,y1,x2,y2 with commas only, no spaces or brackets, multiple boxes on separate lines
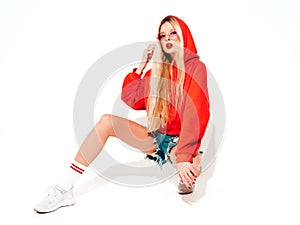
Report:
34,15,210,213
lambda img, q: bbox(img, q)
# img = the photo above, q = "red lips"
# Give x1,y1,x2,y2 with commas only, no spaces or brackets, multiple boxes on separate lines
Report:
166,43,173,49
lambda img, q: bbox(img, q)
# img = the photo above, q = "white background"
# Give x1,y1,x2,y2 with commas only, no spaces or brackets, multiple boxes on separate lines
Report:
1,0,299,224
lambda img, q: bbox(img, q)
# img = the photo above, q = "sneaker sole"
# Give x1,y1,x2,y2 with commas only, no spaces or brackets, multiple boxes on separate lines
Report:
178,190,193,195
177,183,194,195
34,199,75,214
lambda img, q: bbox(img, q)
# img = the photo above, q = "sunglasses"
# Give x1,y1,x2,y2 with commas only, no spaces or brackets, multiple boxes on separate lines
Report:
158,31,179,41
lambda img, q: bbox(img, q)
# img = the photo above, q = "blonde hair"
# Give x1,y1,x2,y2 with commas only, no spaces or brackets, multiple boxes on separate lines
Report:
147,17,186,132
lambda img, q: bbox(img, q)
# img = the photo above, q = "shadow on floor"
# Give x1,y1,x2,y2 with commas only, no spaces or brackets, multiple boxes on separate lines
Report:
75,158,217,204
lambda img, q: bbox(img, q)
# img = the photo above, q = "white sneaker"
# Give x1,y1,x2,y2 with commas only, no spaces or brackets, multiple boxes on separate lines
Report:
34,185,75,213
177,182,195,195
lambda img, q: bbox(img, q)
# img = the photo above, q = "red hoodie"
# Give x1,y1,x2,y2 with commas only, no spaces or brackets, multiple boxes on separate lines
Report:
121,16,210,163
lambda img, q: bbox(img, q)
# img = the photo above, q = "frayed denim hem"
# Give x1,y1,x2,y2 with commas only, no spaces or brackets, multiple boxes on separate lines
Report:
145,130,179,167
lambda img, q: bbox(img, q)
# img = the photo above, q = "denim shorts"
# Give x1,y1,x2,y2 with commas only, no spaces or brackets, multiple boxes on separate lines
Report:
145,130,179,166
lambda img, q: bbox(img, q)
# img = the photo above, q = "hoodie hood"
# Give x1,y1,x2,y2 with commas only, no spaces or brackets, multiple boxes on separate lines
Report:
164,15,199,62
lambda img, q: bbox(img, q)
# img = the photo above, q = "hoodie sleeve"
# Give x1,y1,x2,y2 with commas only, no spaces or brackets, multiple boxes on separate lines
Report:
175,62,210,163
121,69,150,110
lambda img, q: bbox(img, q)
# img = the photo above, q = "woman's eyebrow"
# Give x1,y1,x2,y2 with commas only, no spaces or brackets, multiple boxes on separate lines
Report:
159,29,175,34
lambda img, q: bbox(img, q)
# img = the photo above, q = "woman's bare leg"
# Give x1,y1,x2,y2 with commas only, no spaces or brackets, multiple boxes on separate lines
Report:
74,114,156,167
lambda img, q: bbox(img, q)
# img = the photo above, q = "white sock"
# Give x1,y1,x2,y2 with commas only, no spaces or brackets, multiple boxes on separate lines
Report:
58,160,87,190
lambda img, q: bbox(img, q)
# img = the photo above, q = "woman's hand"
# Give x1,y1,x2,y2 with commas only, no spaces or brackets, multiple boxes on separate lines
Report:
135,44,155,75
176,152,202,189
144,44,155,62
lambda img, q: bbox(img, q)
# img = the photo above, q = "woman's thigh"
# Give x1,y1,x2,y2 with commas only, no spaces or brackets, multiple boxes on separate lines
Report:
96,114,156,154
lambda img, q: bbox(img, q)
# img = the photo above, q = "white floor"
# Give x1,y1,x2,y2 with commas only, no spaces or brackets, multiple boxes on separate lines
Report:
3,135,299,225
30,156,219,225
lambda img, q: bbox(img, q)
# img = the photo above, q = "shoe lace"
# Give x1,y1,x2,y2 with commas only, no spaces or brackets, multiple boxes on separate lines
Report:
44,186,63,203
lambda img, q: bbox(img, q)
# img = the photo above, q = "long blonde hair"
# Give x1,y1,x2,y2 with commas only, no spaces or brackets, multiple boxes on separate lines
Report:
147,16,186,132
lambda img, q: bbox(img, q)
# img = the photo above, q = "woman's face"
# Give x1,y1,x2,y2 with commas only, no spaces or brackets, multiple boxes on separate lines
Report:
158,22,180,56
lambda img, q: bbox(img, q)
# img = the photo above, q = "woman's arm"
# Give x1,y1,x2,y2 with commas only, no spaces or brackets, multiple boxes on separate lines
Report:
135,44,155,75
176,61,210,187
121,70,148,110
121,44,155,110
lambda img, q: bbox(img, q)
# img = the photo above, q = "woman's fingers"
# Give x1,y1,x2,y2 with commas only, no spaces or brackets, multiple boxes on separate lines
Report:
179,171,191,189
179,167,196,189
189,165,201,178
177,162,199,189
146,44,155,61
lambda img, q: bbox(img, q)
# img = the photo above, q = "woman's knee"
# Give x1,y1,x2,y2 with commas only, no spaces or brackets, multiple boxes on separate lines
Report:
96,114,114,135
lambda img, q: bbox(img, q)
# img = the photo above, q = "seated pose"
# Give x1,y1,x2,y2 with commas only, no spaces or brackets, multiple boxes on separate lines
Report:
34,15,210,213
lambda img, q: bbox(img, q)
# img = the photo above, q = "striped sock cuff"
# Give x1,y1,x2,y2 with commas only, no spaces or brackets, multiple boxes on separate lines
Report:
70,160,87,174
